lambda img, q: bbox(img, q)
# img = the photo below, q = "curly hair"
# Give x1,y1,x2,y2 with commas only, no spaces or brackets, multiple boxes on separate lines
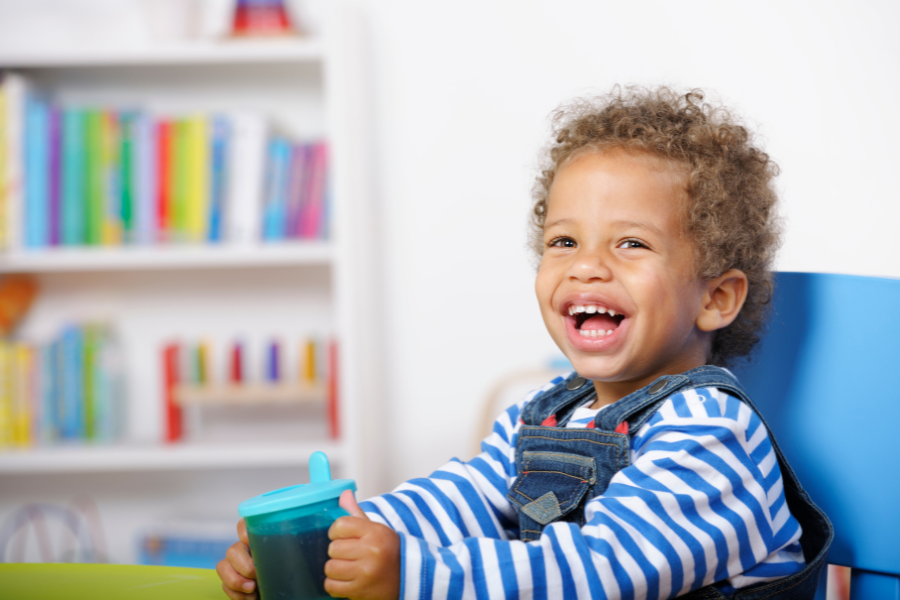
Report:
530,86,782,366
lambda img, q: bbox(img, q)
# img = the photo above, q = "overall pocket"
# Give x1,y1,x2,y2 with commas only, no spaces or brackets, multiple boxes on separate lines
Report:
507,451,596,533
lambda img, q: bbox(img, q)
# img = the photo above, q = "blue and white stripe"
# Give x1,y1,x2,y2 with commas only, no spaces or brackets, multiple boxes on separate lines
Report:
360,378,805,600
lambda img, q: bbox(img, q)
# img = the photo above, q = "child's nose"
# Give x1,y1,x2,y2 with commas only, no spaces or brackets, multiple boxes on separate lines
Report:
568,248,613,282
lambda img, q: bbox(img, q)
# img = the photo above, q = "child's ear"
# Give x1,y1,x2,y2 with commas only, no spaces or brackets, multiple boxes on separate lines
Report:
696,269,749,332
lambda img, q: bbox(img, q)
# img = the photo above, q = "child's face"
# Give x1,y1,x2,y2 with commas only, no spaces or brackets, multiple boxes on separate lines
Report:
536,148,712,395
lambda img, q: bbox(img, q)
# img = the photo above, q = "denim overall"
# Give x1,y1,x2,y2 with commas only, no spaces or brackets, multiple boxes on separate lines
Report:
506,366,833,599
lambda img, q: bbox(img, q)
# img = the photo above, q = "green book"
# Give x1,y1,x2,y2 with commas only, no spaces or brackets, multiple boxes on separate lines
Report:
174,119,190,240
84,111,103,245
120,112,136,241
61,109,86,245
82,325,97,441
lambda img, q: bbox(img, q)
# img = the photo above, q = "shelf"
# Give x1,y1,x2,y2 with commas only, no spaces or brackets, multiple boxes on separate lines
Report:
0,440,343,474
0,243,332,273
175,383,326,405
0,39,325,68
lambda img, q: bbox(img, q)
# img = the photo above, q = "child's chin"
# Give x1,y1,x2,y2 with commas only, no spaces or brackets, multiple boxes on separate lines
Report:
565,356,624,382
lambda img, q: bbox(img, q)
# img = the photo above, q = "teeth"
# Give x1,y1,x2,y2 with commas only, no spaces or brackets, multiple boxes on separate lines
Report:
568,304,619,317
607,329,613,335
578,329,608,338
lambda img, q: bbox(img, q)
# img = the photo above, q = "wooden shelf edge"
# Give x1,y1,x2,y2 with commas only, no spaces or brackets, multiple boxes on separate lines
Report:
0,440,343,474
175,383,326,405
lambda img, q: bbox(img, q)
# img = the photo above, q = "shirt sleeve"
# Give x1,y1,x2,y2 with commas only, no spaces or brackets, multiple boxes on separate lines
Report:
364,386,805,600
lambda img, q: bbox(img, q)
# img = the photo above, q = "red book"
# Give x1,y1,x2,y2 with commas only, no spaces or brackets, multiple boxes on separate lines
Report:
156,121,171,241
163,343,182,442
327,339,339,439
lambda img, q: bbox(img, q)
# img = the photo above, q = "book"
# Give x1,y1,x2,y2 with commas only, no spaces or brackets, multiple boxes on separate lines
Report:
2,72,30,251
0,79,7,249
24,96,49,248
163,343,182,442
61,108,86,245
41,341,59,444
226,112,267,245
120,112,137,242
285,143,309,238
101,111,122,245
135,113,157,245
85,110,103,245
0,341,12,446
262,138,291,241
185,115,210,243
302,142,328,239
59,326,84,440
11,343,33,446
48,107,61,246
208,117,229,243
172,119,189,241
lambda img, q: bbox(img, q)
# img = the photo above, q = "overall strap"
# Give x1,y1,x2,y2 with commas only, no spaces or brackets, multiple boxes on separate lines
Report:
594,365,750,432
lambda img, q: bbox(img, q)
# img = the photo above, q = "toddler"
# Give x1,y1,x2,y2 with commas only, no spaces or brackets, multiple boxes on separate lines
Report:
218,87,832,600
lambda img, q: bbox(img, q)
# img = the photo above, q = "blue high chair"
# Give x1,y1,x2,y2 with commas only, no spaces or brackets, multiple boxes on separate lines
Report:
731,272,900,599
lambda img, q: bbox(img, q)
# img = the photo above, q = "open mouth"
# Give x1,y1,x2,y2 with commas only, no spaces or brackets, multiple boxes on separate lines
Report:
567,304,626,338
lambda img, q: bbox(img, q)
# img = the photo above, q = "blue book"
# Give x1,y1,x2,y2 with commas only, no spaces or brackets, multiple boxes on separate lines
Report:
208,116,229,242
24,97,50,248
59,326,84,440
41,342,60,444
262,138,290,241
61,108,86,245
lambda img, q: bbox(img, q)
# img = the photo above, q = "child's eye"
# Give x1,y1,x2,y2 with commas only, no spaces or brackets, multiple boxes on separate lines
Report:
548,237,576,248
617,239,646,249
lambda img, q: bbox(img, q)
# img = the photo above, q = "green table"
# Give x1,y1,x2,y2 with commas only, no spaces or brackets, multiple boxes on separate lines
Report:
0,563,223,599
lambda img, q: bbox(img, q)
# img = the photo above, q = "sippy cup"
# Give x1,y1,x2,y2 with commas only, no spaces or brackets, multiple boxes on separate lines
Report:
239,451,356,600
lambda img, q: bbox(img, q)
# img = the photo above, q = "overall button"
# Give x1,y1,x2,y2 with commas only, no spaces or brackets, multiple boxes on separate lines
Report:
567,377,587,391
649,379,668,394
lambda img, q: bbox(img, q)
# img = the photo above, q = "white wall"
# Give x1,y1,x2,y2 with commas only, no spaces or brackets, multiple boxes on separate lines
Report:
0,0,897,494
351,0,900,486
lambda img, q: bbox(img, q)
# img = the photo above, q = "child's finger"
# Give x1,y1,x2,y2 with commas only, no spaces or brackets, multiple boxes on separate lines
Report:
323,557,357,582
225,541,257,579
328,515,372,540
237,518,250,546
328,538,366,560
216,556,257,595
338,489,369,519
323,576,356,598
221,582,257,600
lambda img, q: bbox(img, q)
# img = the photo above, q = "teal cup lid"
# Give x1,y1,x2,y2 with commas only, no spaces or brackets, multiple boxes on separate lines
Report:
238,451,357,518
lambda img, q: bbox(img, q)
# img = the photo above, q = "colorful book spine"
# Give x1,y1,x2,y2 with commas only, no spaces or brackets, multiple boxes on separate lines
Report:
135,113,157,245
3,73,29,252
156,120,172,242
0,341,11,446
208,117,229,243
48,107,62,246
85,110,103,245
262,138,290,241
186,115,210,243
171,119,188,241
286,144,308,238
24,97,49,248
61,108,86,245
303,142,328,239
101,111,121,245
163,343,182,442
11,343,33,446
41,341,59,443
60,326,84,439
120,112,136,243
0,80,7,249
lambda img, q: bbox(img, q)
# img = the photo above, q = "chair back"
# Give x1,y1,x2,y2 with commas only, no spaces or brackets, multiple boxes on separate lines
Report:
731,272,900,600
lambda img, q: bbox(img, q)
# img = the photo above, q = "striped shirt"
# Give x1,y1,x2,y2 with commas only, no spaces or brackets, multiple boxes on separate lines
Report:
360,376,805,599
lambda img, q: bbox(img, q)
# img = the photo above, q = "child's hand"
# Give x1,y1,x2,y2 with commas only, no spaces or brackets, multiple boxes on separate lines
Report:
325,490,401,600
216,518,258,600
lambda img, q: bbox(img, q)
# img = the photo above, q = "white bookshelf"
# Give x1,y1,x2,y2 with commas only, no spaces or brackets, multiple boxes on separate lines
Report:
0,440,344,474
0,242,332,273
0,7,384,565
0,39,325,69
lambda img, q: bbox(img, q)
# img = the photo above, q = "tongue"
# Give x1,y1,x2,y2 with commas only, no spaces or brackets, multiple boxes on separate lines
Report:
580,314,619,331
